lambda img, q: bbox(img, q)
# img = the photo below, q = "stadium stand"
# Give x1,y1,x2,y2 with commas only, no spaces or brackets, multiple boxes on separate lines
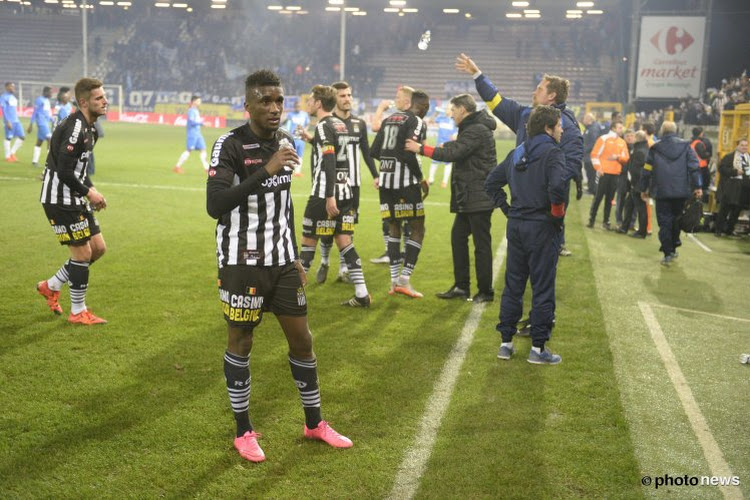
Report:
366,22,617,105
0,12,82,82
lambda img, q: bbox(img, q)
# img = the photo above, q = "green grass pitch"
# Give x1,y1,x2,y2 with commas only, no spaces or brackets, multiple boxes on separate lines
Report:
0,121,747,498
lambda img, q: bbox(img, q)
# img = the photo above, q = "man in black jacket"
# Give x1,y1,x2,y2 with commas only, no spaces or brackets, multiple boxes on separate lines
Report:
405,94,497,302
619,130,649,237
715,138,749,236
640,121,702,266
582,113,603,195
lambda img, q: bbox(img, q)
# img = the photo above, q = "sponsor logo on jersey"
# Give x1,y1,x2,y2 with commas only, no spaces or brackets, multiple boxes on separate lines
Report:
260,172,292,189
66,144,74,152
244,158,263,166
352,123,360,134
210,132,232,167
296,287,306,306
208,168,217,177
242,250,262,261
242,143,260,150
69,119,82,144
379,158,395,172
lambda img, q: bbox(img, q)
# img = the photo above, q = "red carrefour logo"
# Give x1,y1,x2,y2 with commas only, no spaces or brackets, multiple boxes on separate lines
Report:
650,26,694,55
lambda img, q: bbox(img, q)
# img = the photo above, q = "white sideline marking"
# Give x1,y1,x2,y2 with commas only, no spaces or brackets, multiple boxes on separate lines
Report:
650,303,750,324
388,239,507,500
0,175,450,207
688,233,713,253
638,302,744,500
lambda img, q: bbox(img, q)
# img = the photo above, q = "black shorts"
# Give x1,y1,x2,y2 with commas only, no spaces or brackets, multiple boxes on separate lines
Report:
218,263,307,328
302,196,356,238
43,204,101,246
351,185,360,224
379,184,425,221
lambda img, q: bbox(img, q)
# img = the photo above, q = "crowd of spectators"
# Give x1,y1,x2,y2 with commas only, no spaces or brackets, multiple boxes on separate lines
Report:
676,72,749,125
102,9,386,100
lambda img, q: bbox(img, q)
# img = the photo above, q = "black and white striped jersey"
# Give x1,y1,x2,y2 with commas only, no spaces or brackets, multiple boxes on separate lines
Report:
39,110,97,208
310,115,352,201
370,110,427,189
206,123,299,268
334,114,378,187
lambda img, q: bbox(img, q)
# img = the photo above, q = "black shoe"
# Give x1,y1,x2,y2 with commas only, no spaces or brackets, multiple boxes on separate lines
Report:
341,294,371,307
436,286,469,300
630,232,646,239
615,227,627,234
602,222,611,231
586,221,594,228
316,263,329,284
471,292,494,303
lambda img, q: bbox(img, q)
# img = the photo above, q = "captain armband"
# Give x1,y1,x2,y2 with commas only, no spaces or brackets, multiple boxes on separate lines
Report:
643,163,653,171
485,94,502,111
322,144,335,155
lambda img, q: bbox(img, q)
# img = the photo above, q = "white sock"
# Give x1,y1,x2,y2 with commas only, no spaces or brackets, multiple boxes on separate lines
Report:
531,346,542,354
428,163,437,183
32,146,41,164
355,283,368,297
11,138,23,155
501,342,513,348
176,150,190,167
4,140,11,158
442,163,452,184
199,150,208,170
339,253,347,274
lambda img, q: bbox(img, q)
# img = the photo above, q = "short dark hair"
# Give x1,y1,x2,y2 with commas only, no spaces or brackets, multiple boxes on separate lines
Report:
311,85,337,112
610,120,623,130
410,89,430,116
449,94,476,113
245,70,281,98
74,77,103,103
43,86,51,94
527,105,561,138
331,81,350,91
642,121,655,135
692,126,703,138
543,75,569,105
190,94,201,103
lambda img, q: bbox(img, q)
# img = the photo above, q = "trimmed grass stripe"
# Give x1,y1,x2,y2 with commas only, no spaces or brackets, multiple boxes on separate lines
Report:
388,239,507,500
